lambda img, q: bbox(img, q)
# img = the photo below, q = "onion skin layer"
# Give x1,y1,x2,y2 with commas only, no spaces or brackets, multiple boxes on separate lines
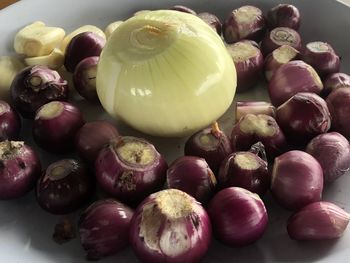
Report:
184,123,232,174
268,60,323,106
33,101,85,153
75,120,119,163
207,187,268,247
129,189,212,263
79,199,134,260
0,100,21,141
223,5,265,44
231,113,287,160
95,136,168,204
271,150,324,211
287,201,350,240
276,92,331,146
301,41,340,78
64,32,105,72
306,132,350,183
166,156,217,204
323,73,350,97
326,88,350,139
0,141,41,200
218,151,269,196
10,65,68,118
36,159,95,214
261,27,302,55
267,4,301,30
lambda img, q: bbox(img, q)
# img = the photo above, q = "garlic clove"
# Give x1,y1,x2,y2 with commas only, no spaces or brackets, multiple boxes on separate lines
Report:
287,201,350,240
14,21,65,57
25,48,64,70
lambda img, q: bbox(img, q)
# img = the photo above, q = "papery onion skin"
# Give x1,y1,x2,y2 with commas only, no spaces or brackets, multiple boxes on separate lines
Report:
36,159,94,214
218,152,269,196
268,60,323,106
301,42,340,78
78,199,134,260
97,10,237,137
306,132,350,183
267,4,301,30
230,114,287,160
207,187,268,247
33,101,85,153
10,65,68,118
287,201,350,240
235,101,276,123
276,92,331,145
323,73,350,97
184,122,232,174
0,100,21,141
75,120,119,163
326,87,350,139
198,12,222,35
261,27,302,55
227,41,264,92
223,5,265,44
0,141,41,200
166,156,217,204
264,45,299,81
271,150,323,211
95,136,168,204
129,189,212,263
73,56,99,102
64,32,105,72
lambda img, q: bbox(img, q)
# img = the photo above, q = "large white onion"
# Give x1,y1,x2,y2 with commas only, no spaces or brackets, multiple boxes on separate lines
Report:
97,10,237,137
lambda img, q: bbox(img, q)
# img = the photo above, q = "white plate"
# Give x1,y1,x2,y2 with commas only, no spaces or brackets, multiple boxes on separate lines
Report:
1,0,350,262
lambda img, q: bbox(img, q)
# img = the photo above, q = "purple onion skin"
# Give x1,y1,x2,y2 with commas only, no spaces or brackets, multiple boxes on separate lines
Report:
218,152,269,196
0,141,41,200
268,60,323,106
75,120,119,163
10,65,68,118
301,42,340,78
169,5,196,15
231,114,287,160
184,123,232,174
207,187,268,247
166,156,217,204
129,189,211,263
323,73,350,97
264,45,300,81
198,12,222,35
271,150,324,211
227,41,264,92
73,56,99,102
326,88,350,139
276,92,331,146
223,5,266,44
64,32,106,73
287,201,350,241
95,136,168,205
36,159,94,215
33,101,85,153
0,100,21,141
235,101,276,123
79,199,134,260
261,27,302,55
267,4,301,30
306,132,350,183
